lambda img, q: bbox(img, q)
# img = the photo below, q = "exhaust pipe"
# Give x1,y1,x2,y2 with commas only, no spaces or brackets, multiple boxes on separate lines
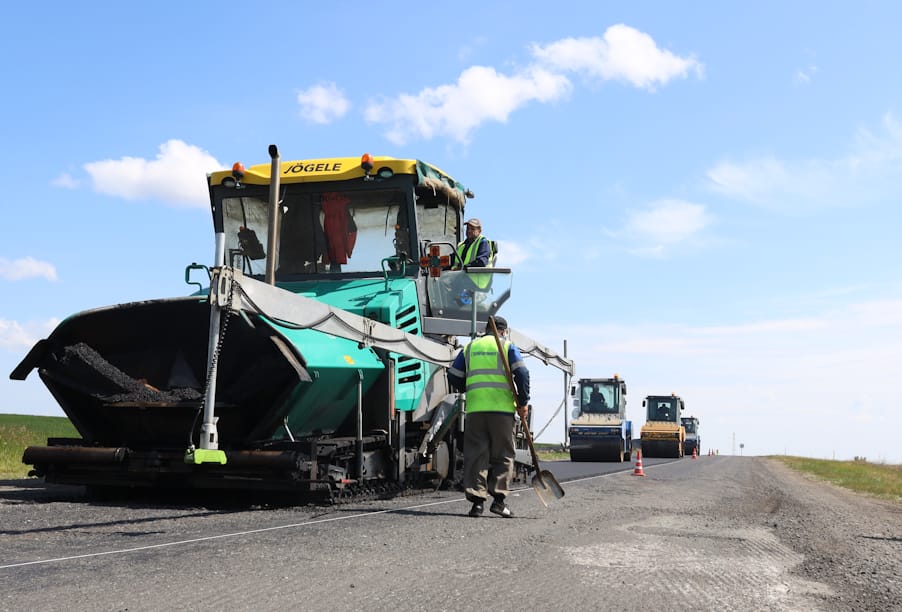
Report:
23,446,305,472
265,144,281,285
23,446,129,465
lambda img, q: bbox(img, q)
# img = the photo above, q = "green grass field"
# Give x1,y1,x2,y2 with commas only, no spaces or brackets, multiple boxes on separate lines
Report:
771,455,902,501
0,414,78,479
535,445,570,461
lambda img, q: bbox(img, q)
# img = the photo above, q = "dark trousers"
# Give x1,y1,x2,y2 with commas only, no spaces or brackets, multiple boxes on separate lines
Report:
463,412,516,502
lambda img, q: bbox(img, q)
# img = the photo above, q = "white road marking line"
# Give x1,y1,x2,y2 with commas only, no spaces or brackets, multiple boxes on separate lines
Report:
1,467,639,569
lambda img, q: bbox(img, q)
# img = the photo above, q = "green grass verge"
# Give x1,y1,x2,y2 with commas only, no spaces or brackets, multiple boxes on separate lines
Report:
772,455,902,501
0,414,78,479
535,446,570,461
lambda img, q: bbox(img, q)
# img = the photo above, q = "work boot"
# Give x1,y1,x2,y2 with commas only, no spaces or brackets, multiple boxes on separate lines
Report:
468,501,484,517
489,499,512,518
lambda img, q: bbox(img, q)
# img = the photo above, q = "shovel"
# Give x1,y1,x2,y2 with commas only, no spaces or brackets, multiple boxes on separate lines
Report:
487,316,565,507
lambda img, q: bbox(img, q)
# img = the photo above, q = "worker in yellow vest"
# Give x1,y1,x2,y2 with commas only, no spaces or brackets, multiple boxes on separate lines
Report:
448,316,530,518
455,218,492,268
454,217,497,292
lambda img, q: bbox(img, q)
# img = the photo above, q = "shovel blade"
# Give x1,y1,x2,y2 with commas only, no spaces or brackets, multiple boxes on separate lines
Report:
532,470,565,507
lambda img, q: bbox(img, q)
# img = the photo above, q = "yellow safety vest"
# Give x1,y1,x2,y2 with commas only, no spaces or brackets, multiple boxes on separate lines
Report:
456,235,493,290
464,336,515,413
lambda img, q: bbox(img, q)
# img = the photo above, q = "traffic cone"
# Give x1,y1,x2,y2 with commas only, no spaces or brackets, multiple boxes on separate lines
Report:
632,450,646,477
692,447,697,460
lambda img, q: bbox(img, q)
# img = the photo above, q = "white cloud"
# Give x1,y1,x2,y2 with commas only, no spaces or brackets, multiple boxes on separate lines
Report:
793,64,817,85
696,318,827,336
365,25,700,144
51,173,79,189
706,156,835,207
851,112,902,164
83,140,222,209
706,113,902,212
624,199,711,253
457,36,489,63
0,318,58,350
564,297,902,383
531,24,704,90
297,82,351,124
602,334,702,355
0,256,57,281
597,317,828,358
846,298,902,327
365,65,571,145
495,240,529,267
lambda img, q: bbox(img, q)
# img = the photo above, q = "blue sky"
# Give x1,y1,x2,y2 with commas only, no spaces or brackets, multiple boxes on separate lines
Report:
2,2,900,462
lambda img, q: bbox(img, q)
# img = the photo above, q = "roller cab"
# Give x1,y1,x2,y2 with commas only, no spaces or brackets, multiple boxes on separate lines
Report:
640,394,686,458
568,376,632,462
681,416,700,456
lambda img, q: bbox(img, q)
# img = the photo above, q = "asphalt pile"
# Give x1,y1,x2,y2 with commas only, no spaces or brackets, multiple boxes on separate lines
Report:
54,342,202,404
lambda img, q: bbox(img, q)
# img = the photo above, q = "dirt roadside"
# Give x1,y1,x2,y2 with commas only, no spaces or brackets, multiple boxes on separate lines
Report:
752,458,901,609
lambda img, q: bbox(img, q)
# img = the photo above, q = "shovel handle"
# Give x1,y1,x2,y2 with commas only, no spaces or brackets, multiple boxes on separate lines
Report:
487,317,543,471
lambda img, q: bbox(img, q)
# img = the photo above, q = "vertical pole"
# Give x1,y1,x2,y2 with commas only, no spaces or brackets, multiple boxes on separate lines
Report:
386,359,395,447
563,339,569,448
213,232,226,268
199,270,227,450
356,369,364,480
265,144,281,286
397,409,406,484
199,311,221,449
199,235,227,450
469,290,478,338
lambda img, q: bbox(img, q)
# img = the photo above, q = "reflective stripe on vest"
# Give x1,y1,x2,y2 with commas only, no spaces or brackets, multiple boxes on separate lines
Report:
464,336,515,413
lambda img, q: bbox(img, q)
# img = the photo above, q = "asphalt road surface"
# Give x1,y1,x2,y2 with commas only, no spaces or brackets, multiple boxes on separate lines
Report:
1,456,899,611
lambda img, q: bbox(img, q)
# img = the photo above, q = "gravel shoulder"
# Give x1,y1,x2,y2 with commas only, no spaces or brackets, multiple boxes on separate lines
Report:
751,458,901,610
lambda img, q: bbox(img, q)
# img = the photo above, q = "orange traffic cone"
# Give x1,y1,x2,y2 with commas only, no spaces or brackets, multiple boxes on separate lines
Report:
692,447,697,460
632,450,646,477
